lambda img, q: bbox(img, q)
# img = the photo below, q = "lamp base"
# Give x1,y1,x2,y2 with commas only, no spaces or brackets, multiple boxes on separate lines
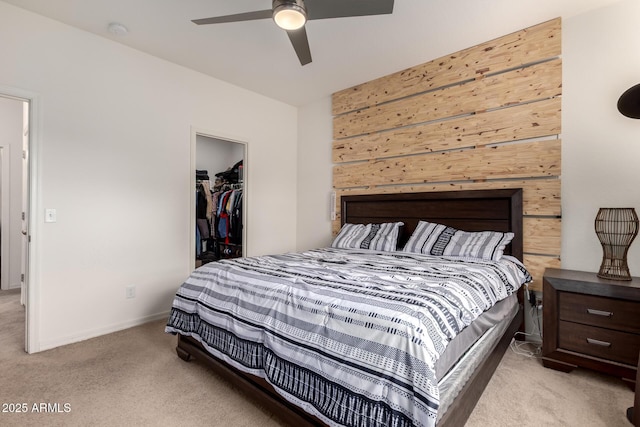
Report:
597,272,632,281
597,260,632,281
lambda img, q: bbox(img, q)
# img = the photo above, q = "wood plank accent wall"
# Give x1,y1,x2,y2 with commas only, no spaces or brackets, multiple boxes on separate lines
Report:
331,18,562,291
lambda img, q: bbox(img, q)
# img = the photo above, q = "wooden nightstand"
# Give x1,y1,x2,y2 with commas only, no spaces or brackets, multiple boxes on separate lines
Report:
542,268,640,384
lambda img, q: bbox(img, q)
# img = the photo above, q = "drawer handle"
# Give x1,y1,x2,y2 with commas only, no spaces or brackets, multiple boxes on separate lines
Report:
587,308,613,317
586,338,612,347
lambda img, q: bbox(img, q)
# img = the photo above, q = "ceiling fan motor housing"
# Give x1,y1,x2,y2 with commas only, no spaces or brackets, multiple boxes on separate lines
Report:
273,0,307,31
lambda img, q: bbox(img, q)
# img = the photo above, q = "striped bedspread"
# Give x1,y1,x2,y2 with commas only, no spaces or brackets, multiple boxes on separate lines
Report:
165,248,530,427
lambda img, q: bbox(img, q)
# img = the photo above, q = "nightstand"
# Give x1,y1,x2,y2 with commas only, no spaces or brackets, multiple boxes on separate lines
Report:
542,268,640,385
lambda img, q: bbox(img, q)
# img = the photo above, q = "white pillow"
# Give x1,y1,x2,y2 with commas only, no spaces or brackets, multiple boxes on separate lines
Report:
331,222,404,252
402,220,513,261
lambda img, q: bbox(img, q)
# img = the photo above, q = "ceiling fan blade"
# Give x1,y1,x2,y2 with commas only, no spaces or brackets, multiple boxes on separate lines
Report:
192,9,272,25
287,27,312,66
305,0,394,20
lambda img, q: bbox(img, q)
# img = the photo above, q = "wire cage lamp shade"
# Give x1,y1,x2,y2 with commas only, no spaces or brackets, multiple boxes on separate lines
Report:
595,208,639,280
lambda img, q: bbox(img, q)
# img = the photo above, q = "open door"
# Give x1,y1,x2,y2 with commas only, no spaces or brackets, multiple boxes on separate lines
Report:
0,146,8,291
20,102,29,306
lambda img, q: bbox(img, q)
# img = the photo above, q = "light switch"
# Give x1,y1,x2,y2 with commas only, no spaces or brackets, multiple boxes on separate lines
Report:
45,208,57,223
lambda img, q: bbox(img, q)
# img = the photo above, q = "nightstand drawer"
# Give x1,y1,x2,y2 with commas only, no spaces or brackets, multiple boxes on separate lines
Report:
558,321,640,366
559,292,640,334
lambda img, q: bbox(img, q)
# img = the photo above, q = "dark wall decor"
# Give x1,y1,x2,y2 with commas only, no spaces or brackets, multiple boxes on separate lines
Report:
618,83,640,119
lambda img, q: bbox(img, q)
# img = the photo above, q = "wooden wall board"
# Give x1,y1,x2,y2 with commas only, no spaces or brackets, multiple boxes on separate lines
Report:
523,217,561,255
524,254,562,291
333,139,561,188
333,178,561,217
333,59,562,139
333,97,561,163
332,18,561,115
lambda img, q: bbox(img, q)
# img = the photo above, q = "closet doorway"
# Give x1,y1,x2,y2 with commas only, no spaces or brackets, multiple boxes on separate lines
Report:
191,130,247,269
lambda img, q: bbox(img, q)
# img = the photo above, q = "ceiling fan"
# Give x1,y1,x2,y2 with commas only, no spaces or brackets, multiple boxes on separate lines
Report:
192,0,395,66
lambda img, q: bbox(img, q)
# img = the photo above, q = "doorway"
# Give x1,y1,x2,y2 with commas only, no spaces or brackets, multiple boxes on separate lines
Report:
191,129,247,269
0,96,27,293
0,90,34,353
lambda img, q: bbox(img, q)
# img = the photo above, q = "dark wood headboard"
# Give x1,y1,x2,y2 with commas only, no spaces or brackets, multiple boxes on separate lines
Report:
341,188,523,261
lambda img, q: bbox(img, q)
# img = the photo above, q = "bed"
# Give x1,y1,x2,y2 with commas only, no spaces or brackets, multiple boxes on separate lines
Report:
166,188,528,426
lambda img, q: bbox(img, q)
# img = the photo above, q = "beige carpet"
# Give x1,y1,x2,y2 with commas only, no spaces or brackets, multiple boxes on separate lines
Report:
0,290,634,426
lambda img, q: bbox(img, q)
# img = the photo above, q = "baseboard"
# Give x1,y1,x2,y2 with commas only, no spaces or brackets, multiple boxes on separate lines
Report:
38,310,171,352
1,283,22,291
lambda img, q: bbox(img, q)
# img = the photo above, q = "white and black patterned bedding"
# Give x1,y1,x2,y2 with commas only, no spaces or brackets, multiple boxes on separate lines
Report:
165,248,530,427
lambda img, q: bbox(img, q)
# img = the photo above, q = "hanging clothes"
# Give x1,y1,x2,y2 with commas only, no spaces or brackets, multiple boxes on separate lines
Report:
196,171,214,258
230,190,243,244
202,160,244,261
213,187,243,244
217,190,233,243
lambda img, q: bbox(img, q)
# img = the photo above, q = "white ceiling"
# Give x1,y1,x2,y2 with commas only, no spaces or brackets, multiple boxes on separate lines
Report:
2,0,623,106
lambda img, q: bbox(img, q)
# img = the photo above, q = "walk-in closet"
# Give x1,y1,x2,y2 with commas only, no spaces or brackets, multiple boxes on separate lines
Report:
195,135,245,267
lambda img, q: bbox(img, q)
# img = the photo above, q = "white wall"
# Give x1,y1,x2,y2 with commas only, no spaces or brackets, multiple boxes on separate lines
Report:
0,96,24,290
0,2,297,351
295,0,640,282
195,135,244,182
562,0,640,275
296,97,333,251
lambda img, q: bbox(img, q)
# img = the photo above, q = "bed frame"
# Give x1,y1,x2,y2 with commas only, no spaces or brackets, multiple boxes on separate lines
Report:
175,188,525,426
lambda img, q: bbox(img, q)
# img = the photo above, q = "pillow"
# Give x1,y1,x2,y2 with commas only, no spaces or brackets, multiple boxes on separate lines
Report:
331,222,404,252
402,220,513,261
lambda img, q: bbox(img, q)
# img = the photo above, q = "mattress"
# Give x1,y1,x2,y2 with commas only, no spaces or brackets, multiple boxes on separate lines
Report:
435,292,518,379
166,248,529,427
437,294,519,421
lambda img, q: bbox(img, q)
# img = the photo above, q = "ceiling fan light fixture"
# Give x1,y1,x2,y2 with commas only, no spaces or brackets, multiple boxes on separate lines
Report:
273,0,307,31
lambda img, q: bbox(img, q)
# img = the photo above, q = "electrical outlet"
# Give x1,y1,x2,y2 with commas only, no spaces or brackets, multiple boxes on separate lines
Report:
125,285,136,299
